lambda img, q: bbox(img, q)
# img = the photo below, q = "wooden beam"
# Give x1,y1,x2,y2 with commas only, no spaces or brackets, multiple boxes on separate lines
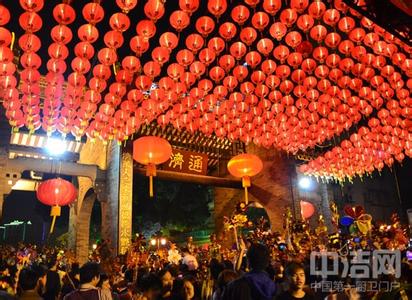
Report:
134,167,242,189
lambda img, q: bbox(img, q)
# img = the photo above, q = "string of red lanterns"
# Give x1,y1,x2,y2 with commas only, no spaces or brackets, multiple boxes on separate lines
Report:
18,0,44,135
0,0,411,180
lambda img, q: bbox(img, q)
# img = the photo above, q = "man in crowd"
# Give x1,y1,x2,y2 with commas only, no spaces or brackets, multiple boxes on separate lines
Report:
63,262,112,300
18,264,47,300
223,243,276,300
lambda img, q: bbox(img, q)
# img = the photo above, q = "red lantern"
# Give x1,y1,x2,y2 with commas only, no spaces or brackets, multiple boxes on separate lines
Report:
159,32,179,51
136,20,156,39
208,0,228,19
300,200,315,219
36,178,77,233
263,0,282,15
53,3,76,25
186,33,204,52
133,136,172,197
179,0,200,15
170,10,190,32
240,27,258,46
0,5,10,25
116,0,138,13
195,16,215,37
227,153,263,204
219,22,237,41
231,5,250,25
144,0,165,22
82,3,104,24
252,11,270,31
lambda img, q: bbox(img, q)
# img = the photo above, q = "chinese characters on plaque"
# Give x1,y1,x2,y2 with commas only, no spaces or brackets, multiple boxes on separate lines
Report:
163,149,208,175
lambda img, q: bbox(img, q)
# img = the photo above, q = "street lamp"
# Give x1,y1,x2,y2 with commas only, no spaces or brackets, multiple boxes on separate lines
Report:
298,176,313,190
150,237,167,249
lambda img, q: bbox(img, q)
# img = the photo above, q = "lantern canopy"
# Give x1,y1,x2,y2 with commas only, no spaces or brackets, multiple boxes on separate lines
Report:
36,178,77,233
300,200,315,219
227,153,263,204
133,136,172,197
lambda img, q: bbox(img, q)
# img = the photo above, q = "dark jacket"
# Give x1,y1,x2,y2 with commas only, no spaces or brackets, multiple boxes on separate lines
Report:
223,271,276,300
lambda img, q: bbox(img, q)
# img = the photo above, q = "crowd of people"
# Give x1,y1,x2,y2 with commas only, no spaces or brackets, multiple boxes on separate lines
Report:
0,207,411,300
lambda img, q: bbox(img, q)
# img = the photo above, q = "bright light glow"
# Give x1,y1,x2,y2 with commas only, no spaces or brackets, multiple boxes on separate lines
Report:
46,138,67,155
92,244,97,250
150,239,157,246
160,238,167,246
298,177,312,189
7,180,12,185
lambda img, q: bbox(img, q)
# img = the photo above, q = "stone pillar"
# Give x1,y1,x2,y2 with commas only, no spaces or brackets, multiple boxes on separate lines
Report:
103,141,120,254
319,182,334,232
75,192,96,264
247,144,296,231
118,151,133,254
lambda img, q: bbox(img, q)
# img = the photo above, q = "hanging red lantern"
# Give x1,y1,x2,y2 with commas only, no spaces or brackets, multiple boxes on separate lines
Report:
20,0,44,12
269,22,287,41
280,8,298,27
300,200,315,219
136,20,156,39
110,12,130,32
130,35,149,56
219,22,237,41
252,11,270,31
186,33,204,53
0,5,10,25
159,32,179,51
263,0,282,15
230,42,247,60
116,0,138,13
176,49,194,68
227,153,263,204
144,0,165,22
170,10,190,32
19,12,43,32
231,5,250,25
208,0,228,19
257,38,274,56
240,27,258,46
51,25,72,44
82,3,104,24
78,24,99,43
53,3,76,25
133,136,172,197
195,16,215,37
323,8,340,26
179,0,200,15
297,14,314,32
36,178,77,233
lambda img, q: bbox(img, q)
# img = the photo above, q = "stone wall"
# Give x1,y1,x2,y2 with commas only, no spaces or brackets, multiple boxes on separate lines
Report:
214,145,296,233
102,141,120,255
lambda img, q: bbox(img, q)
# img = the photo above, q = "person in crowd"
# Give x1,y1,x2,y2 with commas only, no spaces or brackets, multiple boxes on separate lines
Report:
114,279,132,300
134,272,162,300
63,262,112,300
212,270,238,300
60,263,80,299
223,243,276,300
158,269,174,300
18,264,47,300
170,277,196,300
42,257,61,300
276,262,315,300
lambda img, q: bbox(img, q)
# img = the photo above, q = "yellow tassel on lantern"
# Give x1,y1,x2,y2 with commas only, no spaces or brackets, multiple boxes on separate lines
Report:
50,205,61,234
146,163,157,198
242,176,251,205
